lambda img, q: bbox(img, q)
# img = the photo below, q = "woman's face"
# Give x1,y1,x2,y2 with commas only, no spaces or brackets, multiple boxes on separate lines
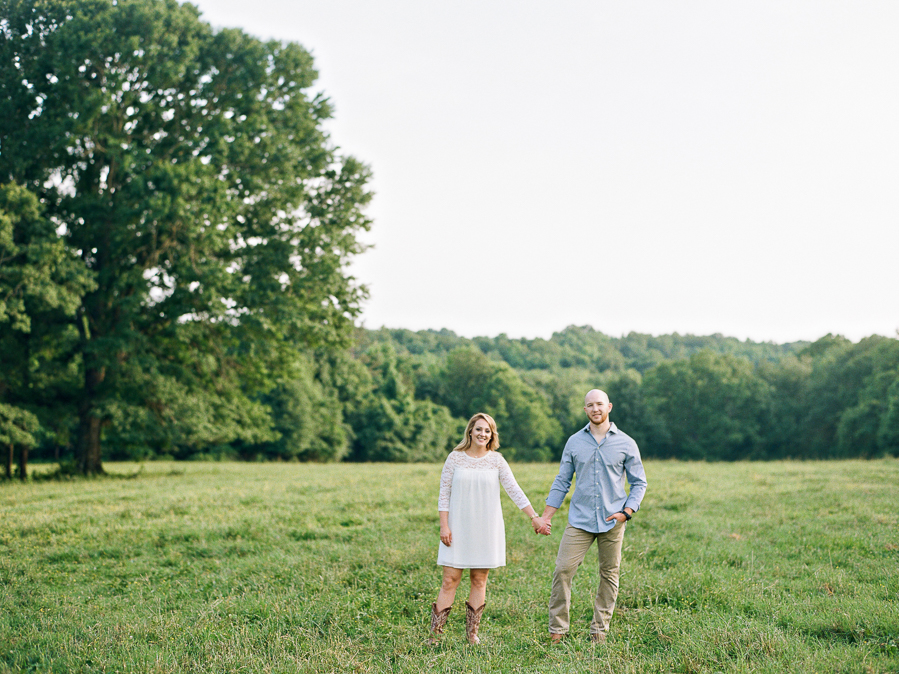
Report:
470,419,492,449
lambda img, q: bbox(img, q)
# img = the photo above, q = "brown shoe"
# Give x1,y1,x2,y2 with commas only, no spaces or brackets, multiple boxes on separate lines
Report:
427,603,452,646
591,631,607,644
465,601,485,645
550,633,565,644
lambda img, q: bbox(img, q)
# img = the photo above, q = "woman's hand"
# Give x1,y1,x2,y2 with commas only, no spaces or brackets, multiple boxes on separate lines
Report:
440,525,452,547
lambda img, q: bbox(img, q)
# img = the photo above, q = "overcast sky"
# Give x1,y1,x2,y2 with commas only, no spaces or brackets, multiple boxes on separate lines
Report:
193,0,899,344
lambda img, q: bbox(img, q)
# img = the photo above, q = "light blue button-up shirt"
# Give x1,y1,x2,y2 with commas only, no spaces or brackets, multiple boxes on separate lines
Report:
546,422,648,533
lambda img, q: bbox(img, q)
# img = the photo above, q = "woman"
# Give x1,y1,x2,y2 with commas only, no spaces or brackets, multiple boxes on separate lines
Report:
429,412,550,645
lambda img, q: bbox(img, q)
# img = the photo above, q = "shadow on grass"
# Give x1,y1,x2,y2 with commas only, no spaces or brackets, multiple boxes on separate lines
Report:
15,462,184,483
789,621,899,655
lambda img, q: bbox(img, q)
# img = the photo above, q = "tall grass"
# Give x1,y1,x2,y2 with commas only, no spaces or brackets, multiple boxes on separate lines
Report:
1,459,897,673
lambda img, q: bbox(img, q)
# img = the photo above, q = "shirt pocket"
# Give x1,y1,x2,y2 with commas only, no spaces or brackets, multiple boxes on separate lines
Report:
572,446,598,469
602,450,626,470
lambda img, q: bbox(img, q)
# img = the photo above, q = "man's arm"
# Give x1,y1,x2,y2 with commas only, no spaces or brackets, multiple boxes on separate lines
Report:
540,504,559,524
622,442,648,513
540,443,575,533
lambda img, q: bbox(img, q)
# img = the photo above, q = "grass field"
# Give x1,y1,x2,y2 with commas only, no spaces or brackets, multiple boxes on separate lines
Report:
1,459,898,674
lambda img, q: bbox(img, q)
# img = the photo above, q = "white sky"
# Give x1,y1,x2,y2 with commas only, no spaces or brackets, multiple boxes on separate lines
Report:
193,0,899,344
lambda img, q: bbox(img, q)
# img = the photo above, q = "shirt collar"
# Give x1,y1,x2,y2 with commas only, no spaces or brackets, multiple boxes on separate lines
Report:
582,422,618,435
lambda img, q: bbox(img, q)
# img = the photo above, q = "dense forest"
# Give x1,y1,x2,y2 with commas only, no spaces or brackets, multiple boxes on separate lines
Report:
2,0,898,475
9,321,899,469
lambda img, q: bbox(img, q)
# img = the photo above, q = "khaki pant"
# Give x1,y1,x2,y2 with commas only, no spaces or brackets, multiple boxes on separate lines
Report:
548,521,626,635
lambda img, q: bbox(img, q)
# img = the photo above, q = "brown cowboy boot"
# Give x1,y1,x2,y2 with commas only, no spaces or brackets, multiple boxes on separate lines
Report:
465,601,485,645
427,603,452,645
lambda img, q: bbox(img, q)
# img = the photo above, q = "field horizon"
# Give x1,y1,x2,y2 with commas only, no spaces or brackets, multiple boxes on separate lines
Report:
2,459,898,673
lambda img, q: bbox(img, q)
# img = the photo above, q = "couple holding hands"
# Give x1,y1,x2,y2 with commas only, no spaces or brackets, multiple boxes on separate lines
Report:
429,389,648,646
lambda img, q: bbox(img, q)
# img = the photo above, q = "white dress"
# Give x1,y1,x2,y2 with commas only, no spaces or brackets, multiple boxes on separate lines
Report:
437,451,531,569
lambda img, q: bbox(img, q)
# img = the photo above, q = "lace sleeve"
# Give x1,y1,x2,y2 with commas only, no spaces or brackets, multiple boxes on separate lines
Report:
437,453,456,511
496,454,531,510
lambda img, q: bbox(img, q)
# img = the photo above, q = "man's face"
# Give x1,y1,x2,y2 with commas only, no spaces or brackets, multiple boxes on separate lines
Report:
584,392,611,426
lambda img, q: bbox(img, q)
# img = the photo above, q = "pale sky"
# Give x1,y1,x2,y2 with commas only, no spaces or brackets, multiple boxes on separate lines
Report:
192,0,899,344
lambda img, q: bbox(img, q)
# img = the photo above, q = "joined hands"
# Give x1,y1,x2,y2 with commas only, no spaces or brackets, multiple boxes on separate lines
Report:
531,516,552,536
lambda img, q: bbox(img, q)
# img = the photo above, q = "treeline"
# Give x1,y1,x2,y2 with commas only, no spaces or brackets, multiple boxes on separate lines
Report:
342,327,899,462
13,324,899,466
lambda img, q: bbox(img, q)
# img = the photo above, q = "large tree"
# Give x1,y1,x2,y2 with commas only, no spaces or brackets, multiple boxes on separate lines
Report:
0,0,372,472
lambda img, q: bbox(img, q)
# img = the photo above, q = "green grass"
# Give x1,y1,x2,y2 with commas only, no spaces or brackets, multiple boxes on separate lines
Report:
2,459,898,673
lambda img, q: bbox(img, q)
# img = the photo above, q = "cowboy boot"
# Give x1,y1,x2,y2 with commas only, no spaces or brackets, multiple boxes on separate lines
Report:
465,601,485,645
427,603,452,645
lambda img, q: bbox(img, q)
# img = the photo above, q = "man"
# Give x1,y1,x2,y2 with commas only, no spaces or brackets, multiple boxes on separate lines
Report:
538,389,648,644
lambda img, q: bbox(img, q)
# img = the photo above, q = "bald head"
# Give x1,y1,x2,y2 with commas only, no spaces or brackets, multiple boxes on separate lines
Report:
584,389,610,406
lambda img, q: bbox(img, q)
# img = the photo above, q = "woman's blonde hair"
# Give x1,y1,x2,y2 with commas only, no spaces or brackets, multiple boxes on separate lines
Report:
453,413,500,452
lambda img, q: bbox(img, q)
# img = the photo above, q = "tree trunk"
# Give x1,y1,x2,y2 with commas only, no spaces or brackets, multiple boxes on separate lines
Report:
5,443,11,479
77,413,105,475
18,445,28,481
76,366,107,475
